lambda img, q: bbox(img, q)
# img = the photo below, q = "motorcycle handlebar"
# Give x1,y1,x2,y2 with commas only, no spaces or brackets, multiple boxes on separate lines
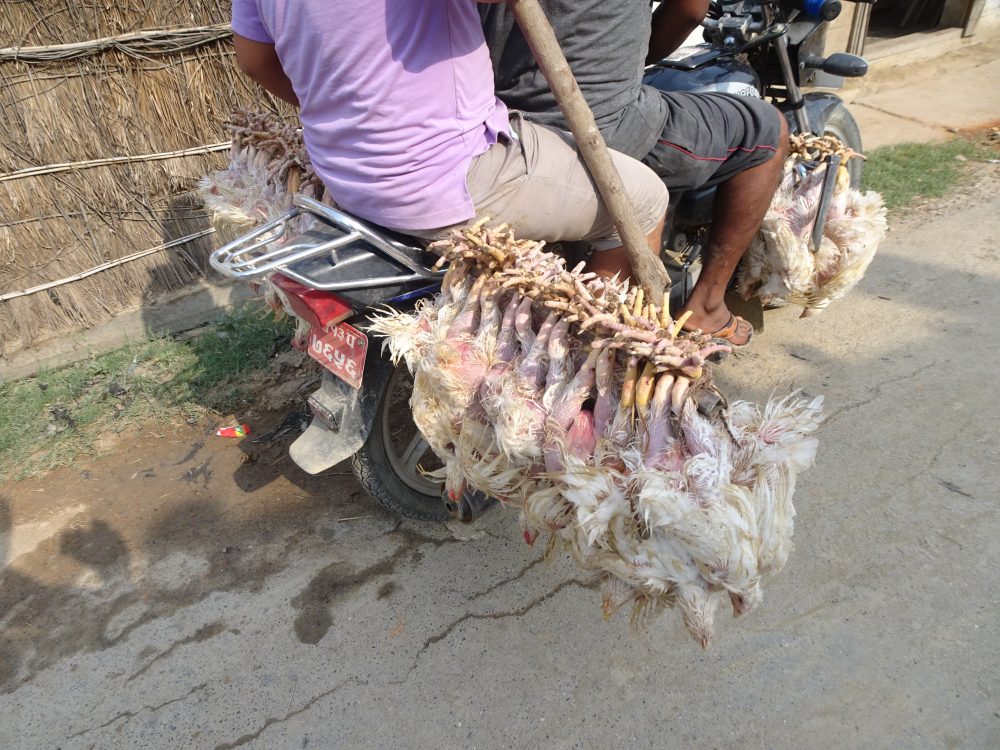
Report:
783,0,842,21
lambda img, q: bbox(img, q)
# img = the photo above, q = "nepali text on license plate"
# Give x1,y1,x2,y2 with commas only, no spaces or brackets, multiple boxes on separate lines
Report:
306,323,367,389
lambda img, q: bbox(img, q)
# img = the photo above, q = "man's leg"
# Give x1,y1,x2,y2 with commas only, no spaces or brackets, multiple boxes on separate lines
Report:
423,116,668,268
585,215,665,280
642,92,788,343
681,115,789,342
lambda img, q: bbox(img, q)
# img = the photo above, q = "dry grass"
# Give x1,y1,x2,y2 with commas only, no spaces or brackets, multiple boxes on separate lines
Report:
0,3,296,355
3,1,231,47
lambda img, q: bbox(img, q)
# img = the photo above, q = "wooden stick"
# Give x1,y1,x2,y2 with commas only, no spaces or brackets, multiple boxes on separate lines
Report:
508,0,670,299
0,143,230,183
0,229,216,302
0,24,233,63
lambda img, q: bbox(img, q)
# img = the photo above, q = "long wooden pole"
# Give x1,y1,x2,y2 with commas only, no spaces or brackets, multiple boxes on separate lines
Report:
507,0,670,298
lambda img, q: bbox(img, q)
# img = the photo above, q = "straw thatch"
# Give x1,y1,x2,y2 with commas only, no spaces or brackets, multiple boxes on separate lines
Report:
0,2,293,354
3,1,232,47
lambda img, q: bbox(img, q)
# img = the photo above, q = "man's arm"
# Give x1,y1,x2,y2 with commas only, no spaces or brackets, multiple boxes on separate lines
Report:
233,33,300,107
646,0,709,65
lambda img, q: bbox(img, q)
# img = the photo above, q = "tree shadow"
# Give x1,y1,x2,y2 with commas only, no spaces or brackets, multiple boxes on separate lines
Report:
0,495,136,690
140,192,256,342
0,459,385,694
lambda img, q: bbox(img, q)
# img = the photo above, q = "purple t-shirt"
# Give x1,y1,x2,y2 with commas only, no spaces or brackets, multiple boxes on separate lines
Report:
232,0,510,230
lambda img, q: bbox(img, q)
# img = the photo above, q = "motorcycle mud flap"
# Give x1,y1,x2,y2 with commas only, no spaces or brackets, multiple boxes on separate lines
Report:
289,348,394,474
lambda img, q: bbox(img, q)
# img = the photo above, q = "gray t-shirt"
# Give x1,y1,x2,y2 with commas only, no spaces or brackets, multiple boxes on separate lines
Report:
479,0,668,160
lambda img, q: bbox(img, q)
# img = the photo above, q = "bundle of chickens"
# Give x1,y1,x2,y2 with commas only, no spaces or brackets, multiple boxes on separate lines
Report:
201,113,886,317
369,223,824,647
737,133,888,316
198,108,334,227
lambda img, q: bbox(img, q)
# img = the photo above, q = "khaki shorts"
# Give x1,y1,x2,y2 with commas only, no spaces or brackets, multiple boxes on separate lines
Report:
405,113,668,251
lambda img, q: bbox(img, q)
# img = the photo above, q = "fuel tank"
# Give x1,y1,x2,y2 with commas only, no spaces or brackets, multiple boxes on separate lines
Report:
642,44,761,98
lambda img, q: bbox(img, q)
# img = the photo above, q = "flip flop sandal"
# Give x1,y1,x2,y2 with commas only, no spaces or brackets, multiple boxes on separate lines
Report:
706,314,754,361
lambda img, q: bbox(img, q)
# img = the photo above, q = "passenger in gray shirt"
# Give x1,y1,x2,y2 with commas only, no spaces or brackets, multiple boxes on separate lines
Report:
481,0,789,348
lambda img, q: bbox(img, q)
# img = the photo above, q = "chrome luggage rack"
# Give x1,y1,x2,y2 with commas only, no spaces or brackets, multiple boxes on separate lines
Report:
209,194,444,291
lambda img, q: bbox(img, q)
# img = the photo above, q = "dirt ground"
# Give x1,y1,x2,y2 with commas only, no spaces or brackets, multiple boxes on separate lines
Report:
2,167,1000,749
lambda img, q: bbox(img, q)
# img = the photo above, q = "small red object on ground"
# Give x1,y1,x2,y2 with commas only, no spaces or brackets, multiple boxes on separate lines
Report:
216,424,251,438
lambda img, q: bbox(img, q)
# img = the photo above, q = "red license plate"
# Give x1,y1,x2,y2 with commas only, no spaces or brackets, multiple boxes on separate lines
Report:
306,323,368,389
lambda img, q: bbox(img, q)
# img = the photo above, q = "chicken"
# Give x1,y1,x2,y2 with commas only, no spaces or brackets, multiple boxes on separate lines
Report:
370,222,826,647
737,134,888,315
199,109,327,229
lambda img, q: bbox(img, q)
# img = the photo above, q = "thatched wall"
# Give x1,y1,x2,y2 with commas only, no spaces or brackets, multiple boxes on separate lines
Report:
0,2,287,354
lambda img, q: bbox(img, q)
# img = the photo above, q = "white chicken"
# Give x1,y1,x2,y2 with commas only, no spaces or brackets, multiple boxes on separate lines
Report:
737,134,888,315
199,109,329,229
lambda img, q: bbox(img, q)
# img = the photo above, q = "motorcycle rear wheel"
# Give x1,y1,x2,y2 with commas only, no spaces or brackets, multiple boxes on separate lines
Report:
350,364,451,522
822,104,864,189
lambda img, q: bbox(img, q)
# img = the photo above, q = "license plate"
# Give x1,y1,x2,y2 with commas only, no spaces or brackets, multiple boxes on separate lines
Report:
306,323,368,389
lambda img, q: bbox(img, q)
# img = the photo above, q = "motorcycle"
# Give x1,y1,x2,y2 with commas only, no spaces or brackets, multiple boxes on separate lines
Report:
210,0,873,525
210,197,462,521
644,0,876,295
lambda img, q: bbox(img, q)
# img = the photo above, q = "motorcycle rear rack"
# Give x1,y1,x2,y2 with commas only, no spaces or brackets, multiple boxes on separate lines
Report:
209,194,444,292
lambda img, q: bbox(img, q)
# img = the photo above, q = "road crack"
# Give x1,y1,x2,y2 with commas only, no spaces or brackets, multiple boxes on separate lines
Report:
480,528,515,542
823,362,935,426
378,579,588,691
65,682,208,741
419,578,586,660
212,677,363,749
210,580,589,745
127,620,227,681
468,556,545,600
850,101,948,131
937,479,975,499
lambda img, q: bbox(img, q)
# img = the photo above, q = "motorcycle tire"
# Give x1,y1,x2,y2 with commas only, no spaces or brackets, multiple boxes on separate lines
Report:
350,364,451,522
822,104,864,190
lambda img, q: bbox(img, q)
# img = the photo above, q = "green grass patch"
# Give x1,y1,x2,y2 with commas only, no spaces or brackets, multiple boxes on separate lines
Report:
171,305,297,413
862,137,995,212
0,305,295,482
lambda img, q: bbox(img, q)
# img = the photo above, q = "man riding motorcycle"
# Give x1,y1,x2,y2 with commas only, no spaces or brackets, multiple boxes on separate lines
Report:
231,0,668,284
480,0,791,348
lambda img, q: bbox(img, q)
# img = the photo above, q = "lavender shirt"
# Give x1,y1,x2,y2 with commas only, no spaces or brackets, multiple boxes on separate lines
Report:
232,0,510,230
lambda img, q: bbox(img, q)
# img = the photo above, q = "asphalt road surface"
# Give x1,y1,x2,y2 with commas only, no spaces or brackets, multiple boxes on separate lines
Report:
2,168,998,749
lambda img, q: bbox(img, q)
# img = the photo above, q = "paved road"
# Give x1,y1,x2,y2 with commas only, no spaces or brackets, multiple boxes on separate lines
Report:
2,169,999,748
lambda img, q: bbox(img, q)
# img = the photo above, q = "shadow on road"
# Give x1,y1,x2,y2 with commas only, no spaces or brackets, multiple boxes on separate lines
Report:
0,419,398,694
